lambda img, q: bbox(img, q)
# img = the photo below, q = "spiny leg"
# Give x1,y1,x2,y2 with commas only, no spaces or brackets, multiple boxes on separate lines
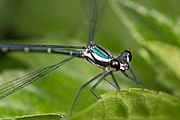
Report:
90,77,104,99
90,71,122,99
121,67,151,89
90,71,112,99
110,72,120,90
70,72,104,116
121,70,143,88
103,78,117,89
128,67,144,88
121,68,156,91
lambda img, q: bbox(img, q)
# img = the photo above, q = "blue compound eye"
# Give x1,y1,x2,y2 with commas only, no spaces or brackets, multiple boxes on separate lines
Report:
110,59,120,71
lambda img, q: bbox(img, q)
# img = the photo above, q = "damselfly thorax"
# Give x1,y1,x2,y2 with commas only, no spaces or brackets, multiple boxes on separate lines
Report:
81,43,132,72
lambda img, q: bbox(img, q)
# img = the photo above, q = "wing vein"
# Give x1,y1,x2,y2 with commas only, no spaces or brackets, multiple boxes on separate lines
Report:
0,55,76,99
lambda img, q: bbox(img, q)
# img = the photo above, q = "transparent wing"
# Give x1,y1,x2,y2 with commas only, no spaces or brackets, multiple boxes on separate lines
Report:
0,56,76,100
83,0,107,45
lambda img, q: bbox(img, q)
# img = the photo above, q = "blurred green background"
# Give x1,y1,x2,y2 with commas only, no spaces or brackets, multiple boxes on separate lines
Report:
0,0,180,118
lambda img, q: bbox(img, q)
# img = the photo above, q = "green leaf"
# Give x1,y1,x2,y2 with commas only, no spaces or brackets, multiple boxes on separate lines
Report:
71,89,180,120
4,89,180,120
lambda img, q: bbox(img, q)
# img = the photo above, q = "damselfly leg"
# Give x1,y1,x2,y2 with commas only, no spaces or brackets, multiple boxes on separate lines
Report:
90,72,120,99
70,70,117,116
110,72,121,90
90,72,112,99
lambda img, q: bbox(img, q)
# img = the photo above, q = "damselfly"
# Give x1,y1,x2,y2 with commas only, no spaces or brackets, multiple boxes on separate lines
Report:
0,0,146,116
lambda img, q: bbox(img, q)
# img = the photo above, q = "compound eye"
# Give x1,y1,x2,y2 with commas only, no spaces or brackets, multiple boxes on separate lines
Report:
117,50,132,64
110,59,120,71
121,50,132,62
125,50,132,62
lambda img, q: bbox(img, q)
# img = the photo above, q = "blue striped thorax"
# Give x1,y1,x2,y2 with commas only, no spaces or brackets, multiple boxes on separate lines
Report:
82,43,132,71
82,44,113,68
